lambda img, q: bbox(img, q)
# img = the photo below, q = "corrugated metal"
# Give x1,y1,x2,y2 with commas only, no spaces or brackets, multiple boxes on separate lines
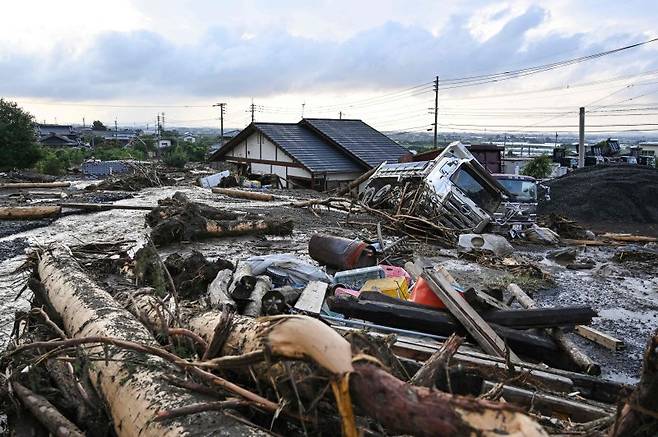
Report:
255,123,364,173
303,119,409,167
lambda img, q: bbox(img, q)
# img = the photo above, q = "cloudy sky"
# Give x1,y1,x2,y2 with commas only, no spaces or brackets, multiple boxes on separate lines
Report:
2,0,658,134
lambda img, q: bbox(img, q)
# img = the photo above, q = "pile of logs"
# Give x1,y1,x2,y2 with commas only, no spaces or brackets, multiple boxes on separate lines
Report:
2,244,554,436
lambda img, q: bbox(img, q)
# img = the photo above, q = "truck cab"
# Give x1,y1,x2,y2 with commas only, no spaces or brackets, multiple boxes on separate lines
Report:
360,142,507,233
491,174,540,227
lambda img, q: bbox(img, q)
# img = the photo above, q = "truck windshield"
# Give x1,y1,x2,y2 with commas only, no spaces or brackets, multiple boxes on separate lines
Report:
450,165,500,213
497,178,537,202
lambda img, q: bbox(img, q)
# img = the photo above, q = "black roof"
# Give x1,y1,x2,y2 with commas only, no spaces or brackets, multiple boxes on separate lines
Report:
210,118,408,174
255,123,364,173
301,118,409,167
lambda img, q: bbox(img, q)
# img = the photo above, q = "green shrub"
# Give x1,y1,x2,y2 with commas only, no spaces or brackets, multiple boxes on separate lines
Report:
163,145,188,168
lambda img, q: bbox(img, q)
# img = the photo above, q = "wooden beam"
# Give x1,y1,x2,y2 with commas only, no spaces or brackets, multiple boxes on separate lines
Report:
423,266,518,361
223,156,306,169
575,325,625,351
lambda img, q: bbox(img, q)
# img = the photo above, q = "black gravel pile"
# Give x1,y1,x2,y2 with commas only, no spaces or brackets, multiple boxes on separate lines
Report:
538,165,658,224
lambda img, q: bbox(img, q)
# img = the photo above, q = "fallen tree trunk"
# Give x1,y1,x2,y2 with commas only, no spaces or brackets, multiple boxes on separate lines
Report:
0,205,61,220
212,187,274,201
0,181,70,189
507,283,600,375
187,311,548,437
37,245,267,437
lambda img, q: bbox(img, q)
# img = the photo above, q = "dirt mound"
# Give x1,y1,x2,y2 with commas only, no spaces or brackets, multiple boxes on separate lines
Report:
539,165,658,225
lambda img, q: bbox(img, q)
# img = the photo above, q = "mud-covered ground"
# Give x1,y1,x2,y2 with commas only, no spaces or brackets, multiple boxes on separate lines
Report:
0,183,656,384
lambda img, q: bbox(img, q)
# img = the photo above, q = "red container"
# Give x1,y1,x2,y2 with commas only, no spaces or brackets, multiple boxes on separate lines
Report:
410,277,447,309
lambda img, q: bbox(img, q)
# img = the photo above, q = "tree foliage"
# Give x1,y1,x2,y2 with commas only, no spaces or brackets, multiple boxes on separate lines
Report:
0,99,42,170
92,120,107,131
521,154,553,179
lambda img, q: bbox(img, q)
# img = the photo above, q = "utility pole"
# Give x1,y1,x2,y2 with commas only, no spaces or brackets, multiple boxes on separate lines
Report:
161,112,165,133
114,119,118,142
433,76,439,149
249,99,255,123
301,103,306,119
213,102,227,145
578,107,585,168
339,111,342,120
82,117,85,128
555,132,558,148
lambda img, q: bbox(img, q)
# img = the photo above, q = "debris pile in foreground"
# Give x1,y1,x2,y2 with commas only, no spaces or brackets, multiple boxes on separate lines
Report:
1,189,657,437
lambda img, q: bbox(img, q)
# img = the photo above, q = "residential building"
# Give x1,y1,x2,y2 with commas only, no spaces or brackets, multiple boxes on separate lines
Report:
36,124,81,147
209,118,410,190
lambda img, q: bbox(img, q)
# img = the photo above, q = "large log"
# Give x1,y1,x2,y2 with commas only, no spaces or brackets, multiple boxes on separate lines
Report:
212,187,274,201
0,205,61,220
0,181,70,189
37,245,267,437
187,312,548,437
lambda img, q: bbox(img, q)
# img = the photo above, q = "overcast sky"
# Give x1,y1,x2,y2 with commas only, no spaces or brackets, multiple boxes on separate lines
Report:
2,0,658,134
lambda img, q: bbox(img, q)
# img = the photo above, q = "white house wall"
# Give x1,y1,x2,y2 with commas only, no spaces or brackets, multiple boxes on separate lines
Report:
223,132,312,188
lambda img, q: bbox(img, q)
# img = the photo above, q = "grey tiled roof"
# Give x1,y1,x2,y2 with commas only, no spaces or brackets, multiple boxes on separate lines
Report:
302,119,409,167
255,123,364,173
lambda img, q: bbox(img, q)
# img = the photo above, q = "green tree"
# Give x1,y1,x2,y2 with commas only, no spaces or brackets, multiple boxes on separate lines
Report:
0,99,42,170
92,120,107,131
521,154,553,179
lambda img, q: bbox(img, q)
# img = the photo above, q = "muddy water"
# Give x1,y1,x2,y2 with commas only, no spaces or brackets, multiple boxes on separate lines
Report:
441,244,658,383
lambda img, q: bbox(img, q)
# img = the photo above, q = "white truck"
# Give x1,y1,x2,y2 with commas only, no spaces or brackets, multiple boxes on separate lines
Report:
360,142,508,233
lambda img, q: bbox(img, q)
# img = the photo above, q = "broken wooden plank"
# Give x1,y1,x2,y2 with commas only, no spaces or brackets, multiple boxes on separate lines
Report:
294,281,328,315
575,325,625,351
422,266,519,361
0,205,61,220
211,187,274,201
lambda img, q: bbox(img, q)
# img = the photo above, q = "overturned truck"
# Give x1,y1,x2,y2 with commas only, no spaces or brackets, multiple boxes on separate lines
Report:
360,142,509,233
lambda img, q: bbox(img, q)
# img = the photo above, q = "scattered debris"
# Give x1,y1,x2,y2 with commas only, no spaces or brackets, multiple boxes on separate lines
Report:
1,163,655,437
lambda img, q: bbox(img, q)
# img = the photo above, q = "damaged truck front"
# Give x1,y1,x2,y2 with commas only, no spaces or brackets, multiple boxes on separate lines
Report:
360,141,507,233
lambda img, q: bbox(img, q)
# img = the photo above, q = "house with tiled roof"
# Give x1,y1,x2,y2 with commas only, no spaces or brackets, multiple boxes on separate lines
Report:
209,118,410,189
